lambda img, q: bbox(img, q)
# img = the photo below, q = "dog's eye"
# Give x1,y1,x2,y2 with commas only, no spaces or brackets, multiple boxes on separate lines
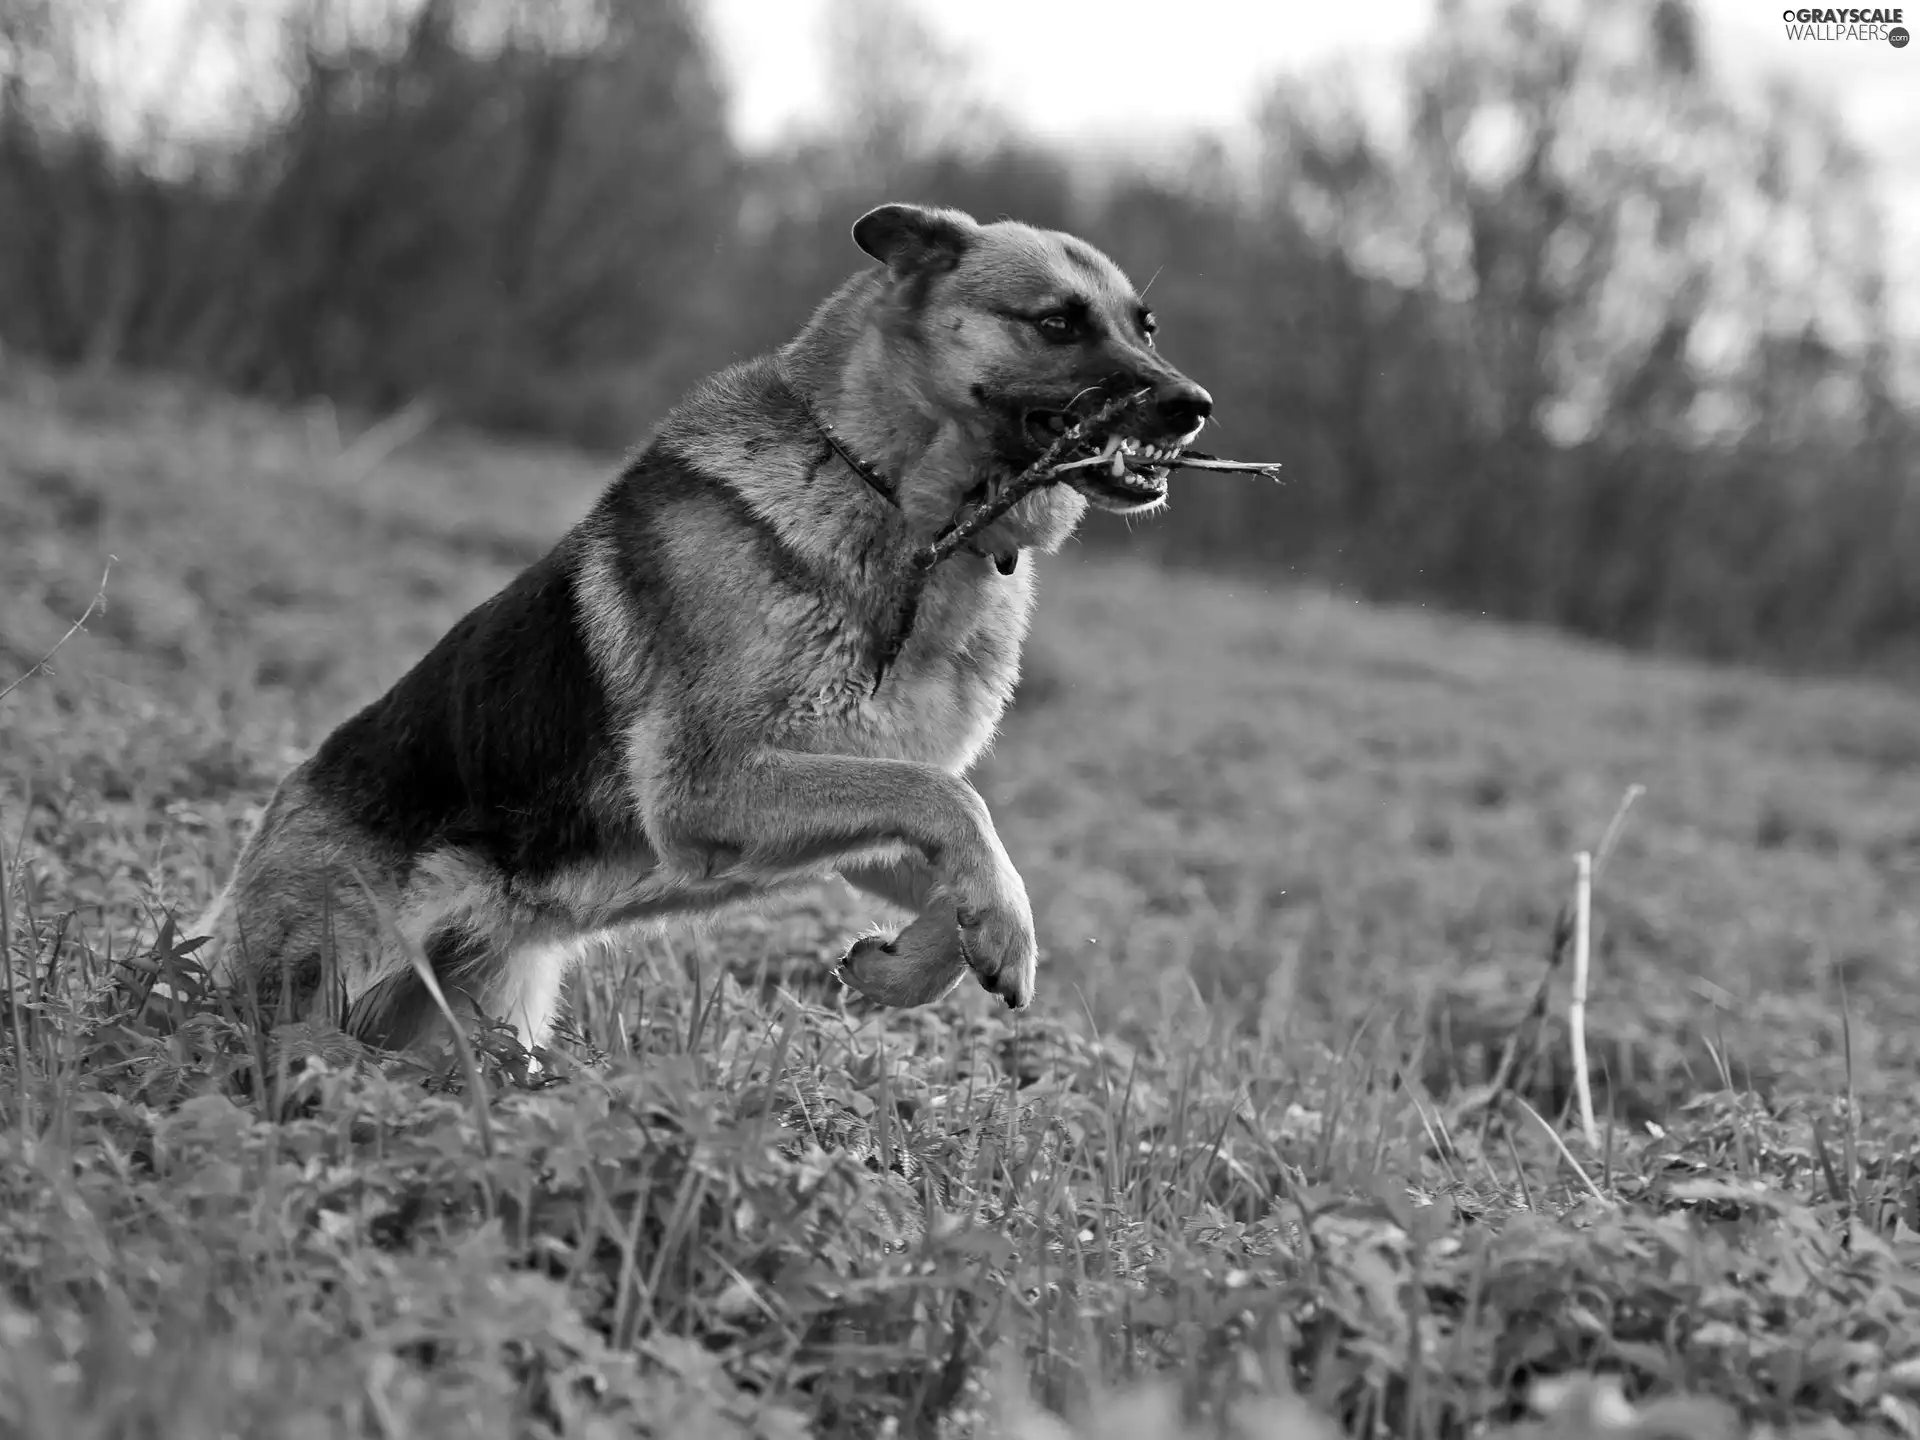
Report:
1034,313,1078,342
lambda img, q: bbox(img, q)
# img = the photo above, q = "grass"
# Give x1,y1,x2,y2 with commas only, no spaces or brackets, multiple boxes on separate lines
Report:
4,358,1920,1438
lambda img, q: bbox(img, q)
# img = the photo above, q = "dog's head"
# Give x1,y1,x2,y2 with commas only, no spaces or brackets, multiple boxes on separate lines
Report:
852,202,1211,517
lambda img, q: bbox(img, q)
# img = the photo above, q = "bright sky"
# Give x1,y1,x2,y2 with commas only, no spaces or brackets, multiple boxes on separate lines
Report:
701,0,1919,155
700,0,1439,146
111,0,1920,187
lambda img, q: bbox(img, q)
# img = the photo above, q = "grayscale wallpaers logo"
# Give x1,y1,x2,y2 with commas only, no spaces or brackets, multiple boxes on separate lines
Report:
1782,7,1909,42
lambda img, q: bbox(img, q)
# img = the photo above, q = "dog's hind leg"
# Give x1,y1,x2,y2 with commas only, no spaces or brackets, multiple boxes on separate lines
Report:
344,924,487,1053
482,934,579,1052
345,925,578,1057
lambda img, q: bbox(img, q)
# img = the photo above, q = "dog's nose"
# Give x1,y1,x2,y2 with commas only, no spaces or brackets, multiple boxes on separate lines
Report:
1153,381,1212,434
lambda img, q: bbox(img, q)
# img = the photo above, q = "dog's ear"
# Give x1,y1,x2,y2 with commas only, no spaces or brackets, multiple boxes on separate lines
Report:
852,204,976,276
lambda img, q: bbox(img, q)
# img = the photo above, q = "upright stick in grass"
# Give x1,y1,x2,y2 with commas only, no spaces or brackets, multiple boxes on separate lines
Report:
1472,783,1643,1141
1569,851,1597,1149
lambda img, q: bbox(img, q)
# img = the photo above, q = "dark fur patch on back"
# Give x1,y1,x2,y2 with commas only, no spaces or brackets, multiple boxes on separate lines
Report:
303,542,624,883
300,384,836,897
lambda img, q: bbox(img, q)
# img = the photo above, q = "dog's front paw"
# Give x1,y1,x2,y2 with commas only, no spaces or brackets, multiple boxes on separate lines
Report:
949,869,1037,1011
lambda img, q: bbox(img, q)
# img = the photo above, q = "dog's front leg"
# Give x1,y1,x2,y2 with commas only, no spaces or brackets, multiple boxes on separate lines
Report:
647,752,1036,1009
837,855,937,912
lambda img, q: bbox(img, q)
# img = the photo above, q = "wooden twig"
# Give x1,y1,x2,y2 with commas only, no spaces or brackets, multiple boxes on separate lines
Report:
911,389,1150,572
915,399,1285,572
867,392,1150,691
0,556,116,706
1168,451,1284,479
868,395,1285,690
1050,448,1283,480
1569,851,1597,1148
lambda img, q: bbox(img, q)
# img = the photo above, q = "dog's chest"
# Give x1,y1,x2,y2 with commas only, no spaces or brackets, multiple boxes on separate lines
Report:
777,561,1031,771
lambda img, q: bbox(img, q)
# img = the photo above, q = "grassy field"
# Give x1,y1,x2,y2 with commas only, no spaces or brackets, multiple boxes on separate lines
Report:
4,360,1920,1438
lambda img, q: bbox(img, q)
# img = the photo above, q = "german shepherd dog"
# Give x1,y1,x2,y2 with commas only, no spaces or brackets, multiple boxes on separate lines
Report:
191,203,1213,1057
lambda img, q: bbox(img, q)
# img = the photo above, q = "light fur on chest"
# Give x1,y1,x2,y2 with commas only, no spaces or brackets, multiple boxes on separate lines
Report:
774,561,1031,771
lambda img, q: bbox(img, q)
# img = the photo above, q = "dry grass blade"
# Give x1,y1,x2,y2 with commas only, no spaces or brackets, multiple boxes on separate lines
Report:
0,556,116,706
0,823,25,1138
372,889,497,1159
332,398,436,484
1509,1094,1608,1203
409,953,496,1157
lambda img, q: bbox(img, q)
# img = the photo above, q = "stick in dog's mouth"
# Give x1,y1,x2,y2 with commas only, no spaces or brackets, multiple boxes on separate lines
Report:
912,389,1284,582
1029,397,1285,487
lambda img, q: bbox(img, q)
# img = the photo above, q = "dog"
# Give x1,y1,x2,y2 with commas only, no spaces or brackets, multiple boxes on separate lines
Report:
188,202,1213,1057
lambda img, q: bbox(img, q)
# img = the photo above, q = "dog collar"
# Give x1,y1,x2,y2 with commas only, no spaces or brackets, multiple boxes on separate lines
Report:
806,405,902,508
785,380,1019,576
777,372,899,507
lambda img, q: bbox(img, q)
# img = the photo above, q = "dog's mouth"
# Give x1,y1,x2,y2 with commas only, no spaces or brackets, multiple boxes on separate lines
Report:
1020,407,1175,513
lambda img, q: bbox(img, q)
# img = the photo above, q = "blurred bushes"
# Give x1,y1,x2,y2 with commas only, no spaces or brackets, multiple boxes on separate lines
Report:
2,0,1915,673
0,0,737,442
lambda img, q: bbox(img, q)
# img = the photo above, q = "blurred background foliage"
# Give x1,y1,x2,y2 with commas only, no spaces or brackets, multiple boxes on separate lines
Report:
2,0,1915,674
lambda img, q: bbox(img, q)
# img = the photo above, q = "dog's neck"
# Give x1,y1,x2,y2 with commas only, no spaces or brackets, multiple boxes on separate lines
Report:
787,377,904,508
781,280,945,503
771,272,1075,572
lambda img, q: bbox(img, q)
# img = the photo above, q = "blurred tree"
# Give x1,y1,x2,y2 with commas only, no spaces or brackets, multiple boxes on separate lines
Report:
1736,78,1896,448
1391,0,1893,451
2,0,1914,673
232,0,738,416
1189,0,1914,655
0,0,739,436
820,0,1004,185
